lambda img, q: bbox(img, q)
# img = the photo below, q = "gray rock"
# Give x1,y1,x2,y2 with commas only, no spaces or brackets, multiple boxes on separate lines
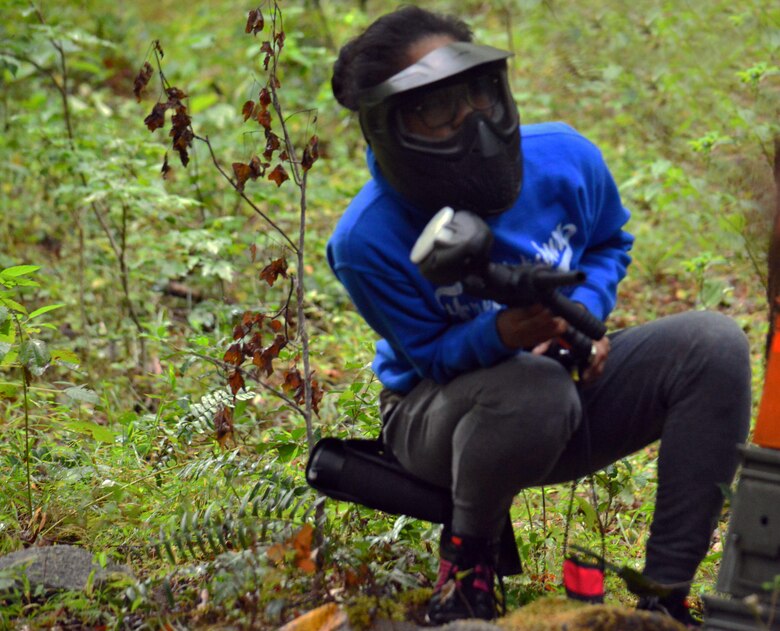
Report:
0,545,133,592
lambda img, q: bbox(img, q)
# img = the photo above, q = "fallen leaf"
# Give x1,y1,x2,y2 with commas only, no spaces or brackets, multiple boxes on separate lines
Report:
279,603,347,631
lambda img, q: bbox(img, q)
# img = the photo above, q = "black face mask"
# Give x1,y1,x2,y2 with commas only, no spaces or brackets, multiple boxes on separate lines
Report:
374,110,522,216
359,44,523,216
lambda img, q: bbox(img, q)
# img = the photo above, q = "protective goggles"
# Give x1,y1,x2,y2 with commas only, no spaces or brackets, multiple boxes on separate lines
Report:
359,41,513,106
359,42,517,155
394,65,508,139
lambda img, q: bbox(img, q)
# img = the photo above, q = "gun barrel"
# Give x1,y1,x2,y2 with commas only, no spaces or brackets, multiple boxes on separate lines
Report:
533,268,585,290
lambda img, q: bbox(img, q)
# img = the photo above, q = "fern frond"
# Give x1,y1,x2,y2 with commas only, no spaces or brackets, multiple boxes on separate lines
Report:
152,459,320,564
176,386,255,441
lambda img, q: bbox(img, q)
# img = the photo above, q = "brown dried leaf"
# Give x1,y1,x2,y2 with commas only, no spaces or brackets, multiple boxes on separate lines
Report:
263,132,281,160
161,152,172,179
258,87,271,107
171,105,191,134
144,102,167,132
169,104,193,166
269,319,283,332
166,86,188,101
245,8,258,33
232,162,252,192
252,350,269,376
133,61,153,102
232,156,266,192
228,369,245,395
214,405,234,447
154,40,164,59
301,135,319,172
249,243,258,263
259,257,288,286
245,8,264,35
223,343,243,366
291,524,314,573
257,107,272,130
242,100,255,122
282,368,304,398
249,154,266,177
245,331,264,355
311,378,324,415
171,124,193,152
267,542,286,565
268,163,289,187
261,41,274,69
274,31,286,52
253,335,287,376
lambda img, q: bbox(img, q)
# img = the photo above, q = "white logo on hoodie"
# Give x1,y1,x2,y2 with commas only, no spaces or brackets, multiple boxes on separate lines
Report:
531,223,577,271
433,223,577,320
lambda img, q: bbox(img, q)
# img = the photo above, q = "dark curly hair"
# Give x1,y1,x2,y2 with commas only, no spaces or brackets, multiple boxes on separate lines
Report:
331,6,472,112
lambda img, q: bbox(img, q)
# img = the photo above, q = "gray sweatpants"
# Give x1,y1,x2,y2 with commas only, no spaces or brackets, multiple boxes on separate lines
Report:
381,311,751,585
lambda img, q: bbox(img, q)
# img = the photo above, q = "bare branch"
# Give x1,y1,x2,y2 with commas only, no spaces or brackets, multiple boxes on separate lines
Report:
195,133,299,253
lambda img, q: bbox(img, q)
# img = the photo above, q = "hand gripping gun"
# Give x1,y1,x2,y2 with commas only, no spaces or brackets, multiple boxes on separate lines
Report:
306,207,606,576
410,207,606,371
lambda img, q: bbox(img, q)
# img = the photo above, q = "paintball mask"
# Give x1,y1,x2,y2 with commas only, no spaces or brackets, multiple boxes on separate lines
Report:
359,42,523,216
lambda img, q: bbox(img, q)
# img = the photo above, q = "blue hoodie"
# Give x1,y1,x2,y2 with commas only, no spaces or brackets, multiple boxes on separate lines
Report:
327,122,633,394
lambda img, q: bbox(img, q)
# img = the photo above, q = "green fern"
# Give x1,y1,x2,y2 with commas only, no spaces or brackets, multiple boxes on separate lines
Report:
152,460,322,564
176,386,255,442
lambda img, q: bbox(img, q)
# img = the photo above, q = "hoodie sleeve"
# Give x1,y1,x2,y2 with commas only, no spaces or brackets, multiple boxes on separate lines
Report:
330,259,515,387
566,144,633,321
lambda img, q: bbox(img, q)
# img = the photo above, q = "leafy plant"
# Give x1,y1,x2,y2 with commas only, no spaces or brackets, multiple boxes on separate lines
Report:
0,0,776,627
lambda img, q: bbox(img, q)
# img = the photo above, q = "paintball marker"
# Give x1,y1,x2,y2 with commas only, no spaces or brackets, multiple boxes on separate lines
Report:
410,207,606,371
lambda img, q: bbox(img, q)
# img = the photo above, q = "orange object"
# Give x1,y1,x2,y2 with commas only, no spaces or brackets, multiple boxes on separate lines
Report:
754,311,780,449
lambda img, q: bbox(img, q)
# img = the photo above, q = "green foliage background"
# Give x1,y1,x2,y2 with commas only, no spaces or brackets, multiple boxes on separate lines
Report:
0,0,778,628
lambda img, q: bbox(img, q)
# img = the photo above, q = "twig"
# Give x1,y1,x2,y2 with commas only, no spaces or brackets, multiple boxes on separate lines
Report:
195,133,298,253
267,2,314,448
25,2,144,348
182,348,306,416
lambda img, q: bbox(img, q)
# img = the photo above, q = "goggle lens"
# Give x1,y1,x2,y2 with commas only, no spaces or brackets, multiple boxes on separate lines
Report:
398,72,504,133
